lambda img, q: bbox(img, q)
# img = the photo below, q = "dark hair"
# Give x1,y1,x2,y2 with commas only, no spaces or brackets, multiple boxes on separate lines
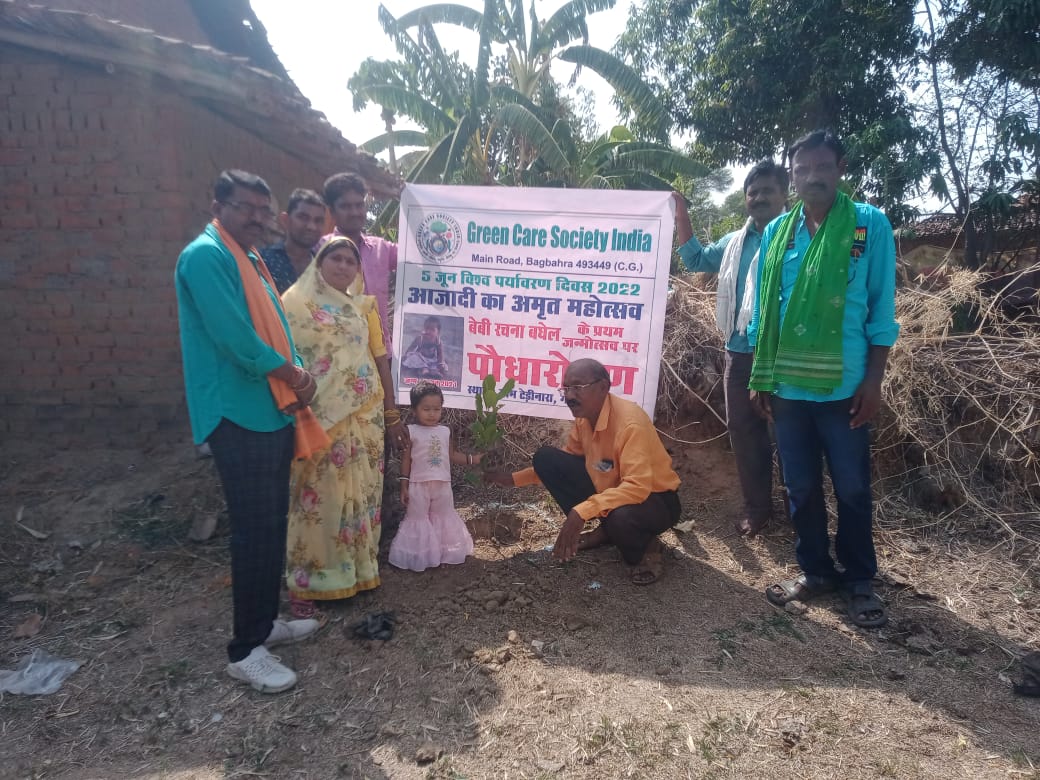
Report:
789,129,845,163
286,188,325,215
323,172,368,207
314,236,360,266
423,316,441,330
743,159,789,193
214,169,270,202
409,380,443,409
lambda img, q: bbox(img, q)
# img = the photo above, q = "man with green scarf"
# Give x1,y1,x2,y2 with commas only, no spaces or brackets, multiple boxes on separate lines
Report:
747,130,899,628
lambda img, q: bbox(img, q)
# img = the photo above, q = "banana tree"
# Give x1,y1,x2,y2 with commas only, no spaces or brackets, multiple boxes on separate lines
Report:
350,2,671,184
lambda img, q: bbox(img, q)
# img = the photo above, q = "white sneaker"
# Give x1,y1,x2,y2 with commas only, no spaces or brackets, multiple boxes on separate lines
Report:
226,646,297,693
265,618,320,648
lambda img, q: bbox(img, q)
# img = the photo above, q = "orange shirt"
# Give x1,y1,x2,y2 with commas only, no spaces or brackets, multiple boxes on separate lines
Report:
513,394,680,521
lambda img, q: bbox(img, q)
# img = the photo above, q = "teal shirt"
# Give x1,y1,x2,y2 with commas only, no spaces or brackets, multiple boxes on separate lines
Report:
677,224,762,354
175,223,298,444
747,202,900,402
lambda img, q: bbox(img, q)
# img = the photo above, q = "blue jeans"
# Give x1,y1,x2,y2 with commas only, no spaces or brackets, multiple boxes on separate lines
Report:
772,397,876,586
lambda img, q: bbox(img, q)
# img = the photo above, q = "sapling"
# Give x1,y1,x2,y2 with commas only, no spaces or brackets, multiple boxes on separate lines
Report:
467,374,515,481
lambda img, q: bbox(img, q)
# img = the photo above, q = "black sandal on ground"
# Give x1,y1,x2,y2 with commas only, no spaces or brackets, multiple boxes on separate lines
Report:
845,585,888,628
765,574,836,607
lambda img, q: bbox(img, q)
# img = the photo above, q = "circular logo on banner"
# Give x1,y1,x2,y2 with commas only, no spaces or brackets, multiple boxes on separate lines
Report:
415,212,462,264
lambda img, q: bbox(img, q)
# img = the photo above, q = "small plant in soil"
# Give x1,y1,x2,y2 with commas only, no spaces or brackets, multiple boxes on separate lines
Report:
470,374,515,453
463,375,525,540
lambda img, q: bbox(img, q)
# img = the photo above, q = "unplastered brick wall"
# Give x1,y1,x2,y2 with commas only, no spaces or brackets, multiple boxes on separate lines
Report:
1,48,328,446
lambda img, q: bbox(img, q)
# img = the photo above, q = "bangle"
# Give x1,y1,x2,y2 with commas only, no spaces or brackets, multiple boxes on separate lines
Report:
290,369,313,391
398,476,409,481
466,453,472,465
384,408,401,424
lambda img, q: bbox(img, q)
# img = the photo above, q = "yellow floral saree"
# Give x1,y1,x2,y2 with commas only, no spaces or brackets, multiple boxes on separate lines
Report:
281,263,387,601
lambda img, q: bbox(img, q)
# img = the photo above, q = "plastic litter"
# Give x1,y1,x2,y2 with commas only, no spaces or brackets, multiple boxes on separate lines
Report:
587,581,603,590
0,649,82,695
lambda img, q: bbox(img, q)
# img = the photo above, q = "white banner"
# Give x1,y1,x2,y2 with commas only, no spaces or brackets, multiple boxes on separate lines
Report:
392,184,675,419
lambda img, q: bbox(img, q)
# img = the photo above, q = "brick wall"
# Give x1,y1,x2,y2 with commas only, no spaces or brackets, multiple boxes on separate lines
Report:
1,48,329,446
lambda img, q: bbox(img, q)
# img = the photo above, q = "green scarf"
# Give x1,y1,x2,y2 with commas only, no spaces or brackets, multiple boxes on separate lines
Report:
749,192,857,393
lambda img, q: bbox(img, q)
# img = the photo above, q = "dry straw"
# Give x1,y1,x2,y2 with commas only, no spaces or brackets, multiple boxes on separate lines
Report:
877,268,1040,541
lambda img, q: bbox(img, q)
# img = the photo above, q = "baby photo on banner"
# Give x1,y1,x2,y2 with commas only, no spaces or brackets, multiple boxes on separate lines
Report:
392,184,676,420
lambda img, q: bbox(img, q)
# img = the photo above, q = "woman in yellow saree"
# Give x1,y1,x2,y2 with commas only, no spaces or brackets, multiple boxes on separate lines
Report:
281,236,405,616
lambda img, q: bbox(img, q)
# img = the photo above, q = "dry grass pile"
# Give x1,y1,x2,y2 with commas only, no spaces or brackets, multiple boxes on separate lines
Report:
877,269,1040,539
657,269,1040,542
656,277,727,438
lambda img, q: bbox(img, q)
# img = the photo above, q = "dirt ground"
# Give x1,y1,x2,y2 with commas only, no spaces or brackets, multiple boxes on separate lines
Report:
1,430,1038,780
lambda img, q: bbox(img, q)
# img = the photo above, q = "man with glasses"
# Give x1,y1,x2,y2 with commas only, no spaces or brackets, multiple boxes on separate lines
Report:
175,169,321,693
485,359,681,585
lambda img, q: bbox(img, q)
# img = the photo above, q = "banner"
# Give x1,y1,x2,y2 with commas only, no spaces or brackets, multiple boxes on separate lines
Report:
393,184,675,419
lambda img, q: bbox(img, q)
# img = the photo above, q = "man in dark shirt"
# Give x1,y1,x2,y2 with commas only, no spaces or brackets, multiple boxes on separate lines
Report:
260,188,326,293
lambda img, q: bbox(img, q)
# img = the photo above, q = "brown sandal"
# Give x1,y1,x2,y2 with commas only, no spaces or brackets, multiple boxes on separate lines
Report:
631,539,664,585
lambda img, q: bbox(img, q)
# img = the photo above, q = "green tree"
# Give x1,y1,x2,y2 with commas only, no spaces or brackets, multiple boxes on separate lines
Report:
916,0,1040,268
348,2,504,187
349,1,671,188
543,124,711,189
671,167,740,244
615,0,929,213
937,0,1040,89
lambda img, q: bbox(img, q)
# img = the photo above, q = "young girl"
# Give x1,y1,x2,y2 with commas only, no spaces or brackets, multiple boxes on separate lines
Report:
389,382,478,572
401,316,448,379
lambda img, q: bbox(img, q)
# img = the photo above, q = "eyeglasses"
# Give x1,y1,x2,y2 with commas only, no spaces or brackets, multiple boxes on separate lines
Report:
557,379,603,400
221,200,276,220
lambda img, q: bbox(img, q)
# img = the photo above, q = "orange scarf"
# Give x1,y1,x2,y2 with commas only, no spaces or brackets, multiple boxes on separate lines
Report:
212,220,330,459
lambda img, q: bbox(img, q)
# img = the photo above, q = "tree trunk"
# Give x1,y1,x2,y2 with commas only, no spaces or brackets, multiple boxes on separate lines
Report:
381,107,398,176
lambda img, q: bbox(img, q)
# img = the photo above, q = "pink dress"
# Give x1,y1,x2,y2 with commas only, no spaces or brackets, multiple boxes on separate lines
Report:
389,424,474,572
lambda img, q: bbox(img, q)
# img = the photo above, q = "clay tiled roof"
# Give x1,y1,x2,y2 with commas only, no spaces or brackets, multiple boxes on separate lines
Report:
0,0,400,197
906,213,963,239
906,196,1040,241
